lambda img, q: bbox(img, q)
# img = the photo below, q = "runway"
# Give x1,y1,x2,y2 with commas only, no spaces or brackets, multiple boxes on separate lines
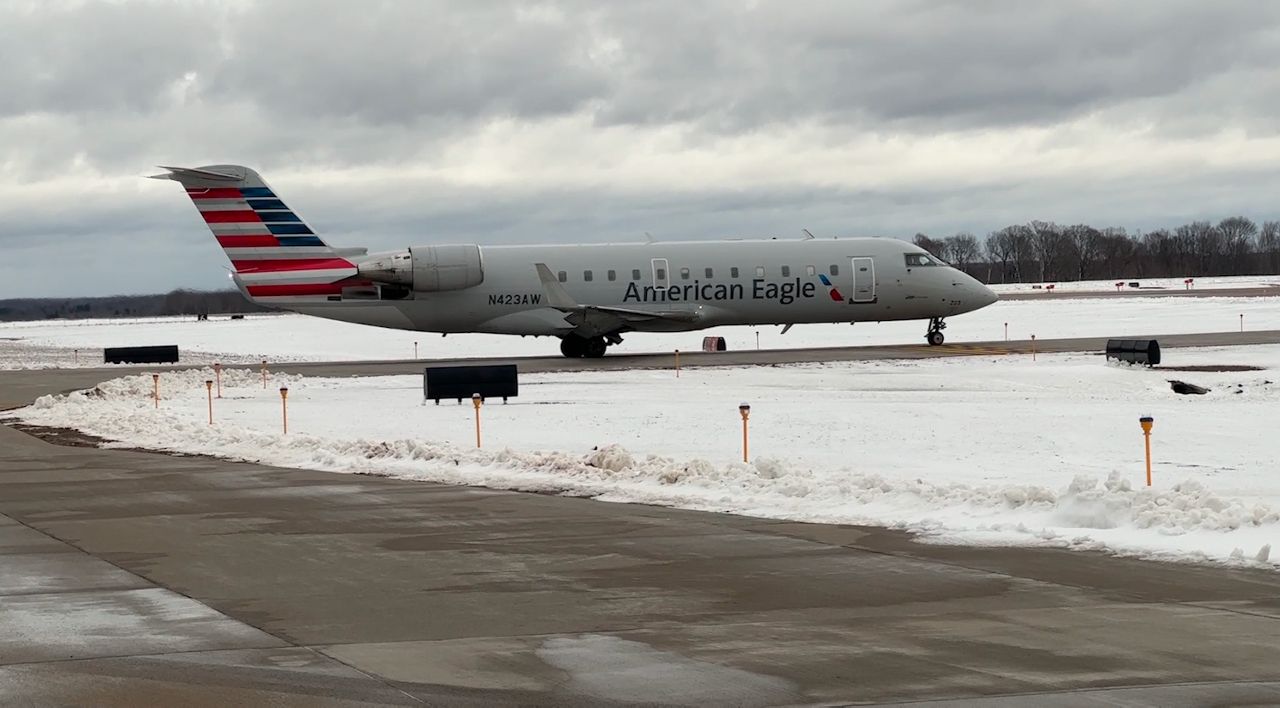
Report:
3,330,1280,705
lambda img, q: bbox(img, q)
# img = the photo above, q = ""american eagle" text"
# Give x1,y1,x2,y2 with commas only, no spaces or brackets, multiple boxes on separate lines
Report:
623,278,817,305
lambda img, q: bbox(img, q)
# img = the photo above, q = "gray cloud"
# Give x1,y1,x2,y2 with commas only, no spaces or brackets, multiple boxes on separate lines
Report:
3,0,1280,296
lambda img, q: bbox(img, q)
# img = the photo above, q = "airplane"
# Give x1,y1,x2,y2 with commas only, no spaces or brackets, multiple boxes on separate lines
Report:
151,165,999,357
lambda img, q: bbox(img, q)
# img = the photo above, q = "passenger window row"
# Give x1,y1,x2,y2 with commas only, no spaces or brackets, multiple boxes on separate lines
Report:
563,264,841,282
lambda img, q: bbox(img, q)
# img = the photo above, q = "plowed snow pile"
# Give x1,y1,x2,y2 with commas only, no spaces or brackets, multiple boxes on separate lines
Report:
9,348,1280,567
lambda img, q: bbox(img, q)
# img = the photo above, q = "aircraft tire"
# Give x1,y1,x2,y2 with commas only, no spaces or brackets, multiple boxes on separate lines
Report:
584,337,608,358
927,331,945,346
560,335,588,358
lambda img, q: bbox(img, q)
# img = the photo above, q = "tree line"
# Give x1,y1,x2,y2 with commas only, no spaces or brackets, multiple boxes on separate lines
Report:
913,217,1280,283
0,289,267,322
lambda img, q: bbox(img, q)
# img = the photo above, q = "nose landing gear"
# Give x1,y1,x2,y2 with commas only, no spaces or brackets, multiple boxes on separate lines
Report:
925,317,946,346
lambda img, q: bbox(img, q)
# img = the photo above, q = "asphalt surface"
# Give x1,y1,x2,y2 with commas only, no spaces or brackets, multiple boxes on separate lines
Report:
3,332,1280,705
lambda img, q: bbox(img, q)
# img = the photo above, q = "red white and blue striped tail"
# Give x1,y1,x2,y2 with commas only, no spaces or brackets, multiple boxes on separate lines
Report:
150,165,369,303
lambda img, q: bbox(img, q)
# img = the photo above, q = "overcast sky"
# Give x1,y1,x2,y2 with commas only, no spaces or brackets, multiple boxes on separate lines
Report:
5,0,1280,297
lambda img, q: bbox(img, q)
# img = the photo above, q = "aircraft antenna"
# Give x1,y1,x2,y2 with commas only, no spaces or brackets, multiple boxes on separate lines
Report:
802,229,816,240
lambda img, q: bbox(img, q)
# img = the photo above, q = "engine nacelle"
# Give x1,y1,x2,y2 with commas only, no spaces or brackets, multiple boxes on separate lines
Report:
357,244,484,292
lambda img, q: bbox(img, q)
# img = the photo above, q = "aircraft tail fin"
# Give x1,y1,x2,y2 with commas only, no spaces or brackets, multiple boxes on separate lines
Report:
151,165,364,303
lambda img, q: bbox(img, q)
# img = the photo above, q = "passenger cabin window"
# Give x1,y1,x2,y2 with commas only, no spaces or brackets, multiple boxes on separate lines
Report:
730,267,740,278
558,270,567,282
632,269,641,280
583,270,593,282
680,267,690,280
607,270,616,281
755,266,765,277
705,267,713,278
805,265,816,276
829,264,839,276
781,265,791,277
905,253,941,267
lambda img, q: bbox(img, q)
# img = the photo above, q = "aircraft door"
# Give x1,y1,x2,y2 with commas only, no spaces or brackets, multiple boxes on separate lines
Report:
850,257,876,303
651,258,669,289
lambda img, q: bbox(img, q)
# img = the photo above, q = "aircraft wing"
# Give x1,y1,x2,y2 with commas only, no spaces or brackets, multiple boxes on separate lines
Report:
534,263,702,325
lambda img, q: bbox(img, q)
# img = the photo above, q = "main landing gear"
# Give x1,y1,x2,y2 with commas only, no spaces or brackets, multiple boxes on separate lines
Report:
559,334,610,358
926,317,947,346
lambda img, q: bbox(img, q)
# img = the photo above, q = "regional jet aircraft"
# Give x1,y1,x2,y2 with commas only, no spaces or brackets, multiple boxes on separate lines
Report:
152,165,998,357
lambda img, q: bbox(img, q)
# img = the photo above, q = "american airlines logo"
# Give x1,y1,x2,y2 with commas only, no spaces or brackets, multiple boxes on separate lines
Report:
624,278,819,305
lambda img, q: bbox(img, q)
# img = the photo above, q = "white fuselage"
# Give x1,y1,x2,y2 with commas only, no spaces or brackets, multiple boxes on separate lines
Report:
286,237,998,337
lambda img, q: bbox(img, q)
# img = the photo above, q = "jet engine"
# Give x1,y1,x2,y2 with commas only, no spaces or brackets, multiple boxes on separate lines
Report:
357,244,484,292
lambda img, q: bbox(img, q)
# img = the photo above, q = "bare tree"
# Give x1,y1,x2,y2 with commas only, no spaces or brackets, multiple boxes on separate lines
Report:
945,232,980,271
913,233,946,260
1261,221,1280,273
1005,225,1034,282
1185,221,1224,274
1218,216,1258,273
983,230,1014,283
1172,224,1203,275
1097,228,1135,278
1028,220,1069,282
1141,229,1174,277
1064,224,1103,280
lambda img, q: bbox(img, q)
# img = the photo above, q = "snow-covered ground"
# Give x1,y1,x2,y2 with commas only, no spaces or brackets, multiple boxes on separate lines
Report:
8,345,1279,568
990,274,1280,294
1,294,1278,368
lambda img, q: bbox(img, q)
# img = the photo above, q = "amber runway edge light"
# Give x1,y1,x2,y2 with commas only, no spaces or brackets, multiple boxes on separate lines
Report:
205,380,213,425
280,387,289,434
739,403,751,463
472,393,483,448
1140,416,1154,487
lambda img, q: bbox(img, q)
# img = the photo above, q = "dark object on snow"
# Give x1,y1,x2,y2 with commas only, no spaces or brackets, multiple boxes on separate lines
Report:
104,345,179,364
1106,339,1161,367
1168,380,1210,395
702,336,727,352
424,364,518,404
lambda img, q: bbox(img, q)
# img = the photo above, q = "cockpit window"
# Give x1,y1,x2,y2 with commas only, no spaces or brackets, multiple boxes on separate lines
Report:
905,253,942,267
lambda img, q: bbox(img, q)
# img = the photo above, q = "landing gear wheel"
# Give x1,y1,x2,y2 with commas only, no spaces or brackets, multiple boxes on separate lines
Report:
925,317,947,346
584,337,608,358
559,335,587,358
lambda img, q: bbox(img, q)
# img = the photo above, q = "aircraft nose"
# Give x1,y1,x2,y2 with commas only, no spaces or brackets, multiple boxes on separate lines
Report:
954,273,999,312
977,282,999,307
